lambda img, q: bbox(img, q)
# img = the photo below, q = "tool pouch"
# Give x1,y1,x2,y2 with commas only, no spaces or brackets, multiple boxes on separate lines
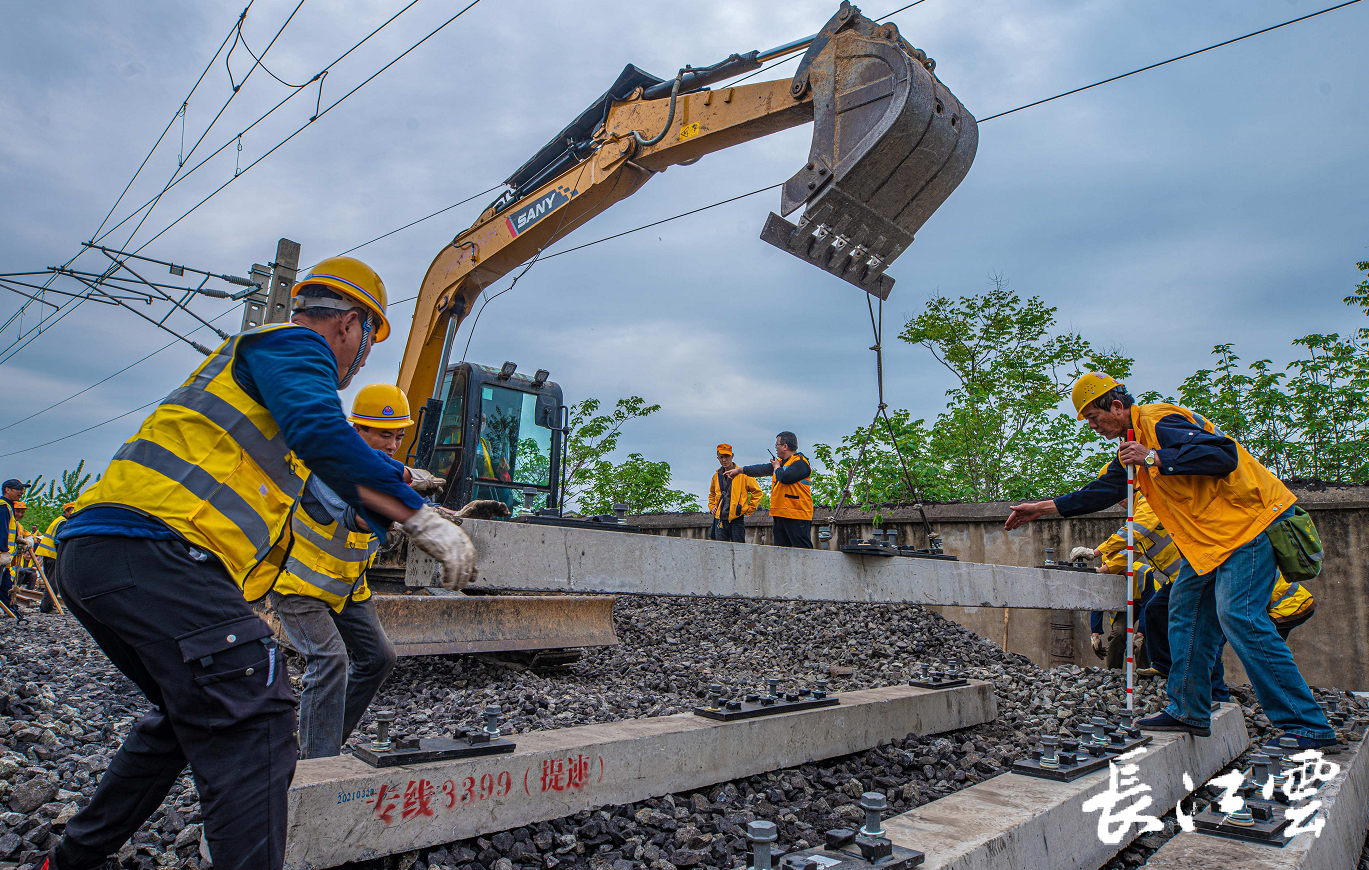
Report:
1264,506,1323,582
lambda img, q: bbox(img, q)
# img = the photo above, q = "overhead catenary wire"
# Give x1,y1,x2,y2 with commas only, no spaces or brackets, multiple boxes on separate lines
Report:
16,0,1363,457
978,0,1364,122
114,0,488,258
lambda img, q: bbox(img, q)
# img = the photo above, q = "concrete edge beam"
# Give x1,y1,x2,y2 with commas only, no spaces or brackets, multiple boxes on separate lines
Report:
881,702,1250,870
285,682,998,870
1143,734,1369,869
408,519,1125,610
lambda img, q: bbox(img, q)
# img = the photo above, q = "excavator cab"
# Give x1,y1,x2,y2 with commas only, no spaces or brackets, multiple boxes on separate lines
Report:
414,361,565,515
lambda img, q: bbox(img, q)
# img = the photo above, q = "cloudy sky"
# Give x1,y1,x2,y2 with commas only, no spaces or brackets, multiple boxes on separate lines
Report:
1,0,1365,504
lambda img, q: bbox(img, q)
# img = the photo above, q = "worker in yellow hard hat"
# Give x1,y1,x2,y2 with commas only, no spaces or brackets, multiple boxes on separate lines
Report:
1006,372,1335,751
35,503,77,613
268,382,429,759
50,255,476,870
708,444,762,542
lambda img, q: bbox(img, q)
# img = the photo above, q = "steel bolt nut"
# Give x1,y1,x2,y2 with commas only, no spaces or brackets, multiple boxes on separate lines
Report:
747,820,778,870
371,710,395,752
483,704,502,739
859,791,887,837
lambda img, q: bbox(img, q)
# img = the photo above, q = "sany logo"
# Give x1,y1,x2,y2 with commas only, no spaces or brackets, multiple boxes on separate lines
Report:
505,187,576,237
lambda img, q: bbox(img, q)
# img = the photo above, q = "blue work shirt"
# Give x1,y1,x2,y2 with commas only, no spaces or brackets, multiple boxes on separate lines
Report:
1055,413,1238,517
62,326,423,543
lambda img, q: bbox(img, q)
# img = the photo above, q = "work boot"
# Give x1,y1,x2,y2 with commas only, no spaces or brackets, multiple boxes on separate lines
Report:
1280,734,1342,756
1137,711,1210,738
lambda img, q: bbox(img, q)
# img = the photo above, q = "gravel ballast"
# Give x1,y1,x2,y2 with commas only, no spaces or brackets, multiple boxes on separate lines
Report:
2,596,1366,870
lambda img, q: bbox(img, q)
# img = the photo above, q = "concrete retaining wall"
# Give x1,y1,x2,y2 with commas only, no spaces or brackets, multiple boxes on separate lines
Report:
285,683,996,869
628,486,1369,690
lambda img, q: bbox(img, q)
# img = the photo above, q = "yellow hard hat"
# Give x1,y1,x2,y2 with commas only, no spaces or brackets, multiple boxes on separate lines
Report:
292,256,391,342
1071,371,1123,419
349,383,413,429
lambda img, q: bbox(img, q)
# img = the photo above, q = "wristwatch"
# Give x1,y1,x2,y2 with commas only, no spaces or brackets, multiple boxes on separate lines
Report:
1143,449,1157,467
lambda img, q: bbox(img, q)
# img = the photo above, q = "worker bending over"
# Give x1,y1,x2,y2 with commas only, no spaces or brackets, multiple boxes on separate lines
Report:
1007,373,1335,750
1075,487,1179,670
728,431,814,548
48,256,476,870
708,444,762,542
35,503,75,613
268,383,419,759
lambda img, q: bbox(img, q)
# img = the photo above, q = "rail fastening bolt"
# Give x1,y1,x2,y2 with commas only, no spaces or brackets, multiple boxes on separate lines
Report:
371,710,395,752
484,704,502,740
859,791,887,837
747,820,778,870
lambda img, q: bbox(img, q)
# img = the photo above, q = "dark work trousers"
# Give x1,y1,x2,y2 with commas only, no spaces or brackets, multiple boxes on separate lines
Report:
710,516,746,543
41,555,58,612
772,517,813,548
55,536,298,870
0,566,11,609
268,590,396,759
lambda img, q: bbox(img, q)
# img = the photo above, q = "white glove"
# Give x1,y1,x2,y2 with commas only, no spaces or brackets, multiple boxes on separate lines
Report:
408,468,446,496
0,553,11,567
402,504,477,591
1068,546,1096,562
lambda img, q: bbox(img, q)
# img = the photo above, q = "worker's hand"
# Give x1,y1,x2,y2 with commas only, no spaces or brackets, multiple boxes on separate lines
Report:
402,504,478,591
1090,633,1105,657
724,467,742,479
408,468,446,496
1117,441,1151,466
770,457,781,470
1134,632,1144,653
454,499,511,520
1005,500,1055,531
1068,546,1097,562
0,553,10,568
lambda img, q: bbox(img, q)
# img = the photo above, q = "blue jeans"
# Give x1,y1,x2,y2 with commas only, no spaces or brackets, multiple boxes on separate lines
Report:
269,590,397,759
1164,508,1332,738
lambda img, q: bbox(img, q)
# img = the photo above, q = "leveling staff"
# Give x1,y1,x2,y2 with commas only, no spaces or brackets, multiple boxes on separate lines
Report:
46,257,476,870
1006,373,1336,751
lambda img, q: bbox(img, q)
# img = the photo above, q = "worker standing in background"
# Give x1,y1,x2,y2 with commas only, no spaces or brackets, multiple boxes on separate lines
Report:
1006,373,1336,750
35,503,76,613
267,383,417,759
47,256,477,870
708,444,762,542
729,431,814,548
0,479,24,608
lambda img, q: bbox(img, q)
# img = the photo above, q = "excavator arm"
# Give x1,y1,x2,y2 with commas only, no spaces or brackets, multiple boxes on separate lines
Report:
396,2,977,438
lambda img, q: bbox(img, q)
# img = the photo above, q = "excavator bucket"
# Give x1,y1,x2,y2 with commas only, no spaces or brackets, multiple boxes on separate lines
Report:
760,2,977,299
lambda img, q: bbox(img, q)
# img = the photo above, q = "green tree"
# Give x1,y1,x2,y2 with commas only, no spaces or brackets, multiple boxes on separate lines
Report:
811,409,941,508
23,461,95,533
898,275,1133,501
558,395,700,515
575,453,702,515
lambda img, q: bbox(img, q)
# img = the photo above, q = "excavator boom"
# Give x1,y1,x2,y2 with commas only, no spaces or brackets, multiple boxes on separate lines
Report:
396,1,977,419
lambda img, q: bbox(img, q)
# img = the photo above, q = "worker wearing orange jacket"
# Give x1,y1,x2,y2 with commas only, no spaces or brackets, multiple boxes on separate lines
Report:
708,444,762,542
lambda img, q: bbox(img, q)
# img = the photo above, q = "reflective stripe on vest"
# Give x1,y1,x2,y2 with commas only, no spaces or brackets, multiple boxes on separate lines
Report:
1270,582,1301,609
72,324,310,593
4,502,15,555
277,504,379,608
36,516,65,560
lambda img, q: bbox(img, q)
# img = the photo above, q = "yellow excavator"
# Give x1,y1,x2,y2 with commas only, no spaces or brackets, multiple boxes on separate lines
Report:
344,1,977,665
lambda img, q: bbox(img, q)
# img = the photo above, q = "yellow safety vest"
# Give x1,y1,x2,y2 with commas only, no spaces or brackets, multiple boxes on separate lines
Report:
1131,403,1295,575
1099,494,1183,593
4,501,16,556
72,323,311,597
36,516,66,560
273,498,379,612
770,453,813,521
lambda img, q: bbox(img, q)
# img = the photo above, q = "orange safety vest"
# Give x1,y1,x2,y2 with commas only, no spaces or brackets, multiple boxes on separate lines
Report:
1131,403,1295,575
770,453,813,521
